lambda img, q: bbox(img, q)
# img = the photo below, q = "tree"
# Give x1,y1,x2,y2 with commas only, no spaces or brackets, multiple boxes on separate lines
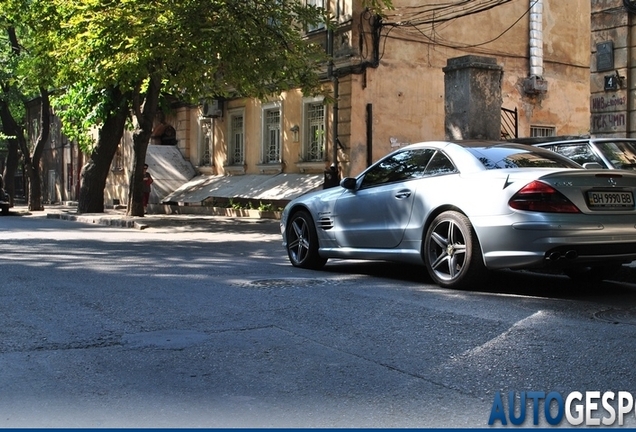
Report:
0,85,50,211
41,0,393,216
0,14,53,211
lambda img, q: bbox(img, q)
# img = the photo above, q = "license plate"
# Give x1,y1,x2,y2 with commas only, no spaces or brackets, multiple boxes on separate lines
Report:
587,190,635,208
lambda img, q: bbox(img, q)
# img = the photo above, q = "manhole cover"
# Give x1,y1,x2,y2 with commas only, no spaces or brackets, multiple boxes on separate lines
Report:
240,278,331,289
594,308,636,326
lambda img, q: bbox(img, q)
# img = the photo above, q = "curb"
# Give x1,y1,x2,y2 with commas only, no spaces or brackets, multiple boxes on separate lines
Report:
46,211,149,230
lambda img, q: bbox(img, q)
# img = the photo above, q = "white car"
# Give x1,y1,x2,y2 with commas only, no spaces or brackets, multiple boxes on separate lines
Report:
281,140,636,289
530,137,636,170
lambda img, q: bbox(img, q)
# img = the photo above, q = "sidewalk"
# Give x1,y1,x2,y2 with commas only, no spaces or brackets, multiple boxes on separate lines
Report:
10,203,281,231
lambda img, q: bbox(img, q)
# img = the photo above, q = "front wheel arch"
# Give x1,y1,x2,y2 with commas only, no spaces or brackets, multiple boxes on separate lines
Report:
285,209,327,270
422,210,487,289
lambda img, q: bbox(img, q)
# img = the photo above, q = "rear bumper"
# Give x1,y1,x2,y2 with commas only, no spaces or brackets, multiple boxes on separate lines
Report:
476,219,636,270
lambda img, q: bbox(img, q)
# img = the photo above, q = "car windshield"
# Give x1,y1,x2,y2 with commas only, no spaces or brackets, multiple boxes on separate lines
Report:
595,141,636,169
466,146,580,170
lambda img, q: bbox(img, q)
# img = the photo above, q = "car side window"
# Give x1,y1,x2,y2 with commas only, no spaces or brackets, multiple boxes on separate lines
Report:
551,143,603,167
424,151,456,175
360,149,436,188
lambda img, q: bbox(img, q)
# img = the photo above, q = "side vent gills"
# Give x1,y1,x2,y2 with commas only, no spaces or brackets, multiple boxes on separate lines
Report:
318,217,334,230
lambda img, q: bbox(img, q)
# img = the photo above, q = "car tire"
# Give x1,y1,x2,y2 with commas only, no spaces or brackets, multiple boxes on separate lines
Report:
424,210,486,289
286,210,327,270
1,205,8,216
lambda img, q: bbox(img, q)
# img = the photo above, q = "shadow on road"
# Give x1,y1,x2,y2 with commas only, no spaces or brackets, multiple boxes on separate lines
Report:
320,260,636,300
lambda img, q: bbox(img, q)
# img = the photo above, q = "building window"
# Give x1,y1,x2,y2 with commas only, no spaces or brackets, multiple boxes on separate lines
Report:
306,0,326,32
111,143,123,172
303,100,325,161
200,119,212,166
530,126,556,138
50,119,58,149
262,104,281,163
228,111,245,165
30,117,39,147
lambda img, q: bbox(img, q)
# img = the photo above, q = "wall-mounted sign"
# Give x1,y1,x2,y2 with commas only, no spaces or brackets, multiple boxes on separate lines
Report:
605,74,619,91
597,41,614,72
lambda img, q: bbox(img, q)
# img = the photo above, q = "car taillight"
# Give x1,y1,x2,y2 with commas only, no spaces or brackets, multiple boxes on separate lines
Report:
509,180,580,213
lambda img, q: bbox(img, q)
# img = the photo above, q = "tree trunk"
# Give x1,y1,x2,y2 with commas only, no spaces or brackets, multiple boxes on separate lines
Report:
1,136,19,206
0,96,35,209
23,88,51,211
77,87,129,214
127,74,162,217
1,27,21,206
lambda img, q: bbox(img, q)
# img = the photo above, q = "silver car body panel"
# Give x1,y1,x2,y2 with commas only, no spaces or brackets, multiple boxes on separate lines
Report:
281,140,636,271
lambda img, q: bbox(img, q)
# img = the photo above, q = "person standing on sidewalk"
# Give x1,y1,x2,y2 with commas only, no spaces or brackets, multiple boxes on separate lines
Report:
143,164,154,214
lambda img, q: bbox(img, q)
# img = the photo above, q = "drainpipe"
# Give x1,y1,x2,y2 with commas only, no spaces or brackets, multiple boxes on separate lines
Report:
529,0,543,77
332,77,339,173
328,24,340,174
211,118,216,174
524,0,548,95
330,11,383,173
366,104,373,167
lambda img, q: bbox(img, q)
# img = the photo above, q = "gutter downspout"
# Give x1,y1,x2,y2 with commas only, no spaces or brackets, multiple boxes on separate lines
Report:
524,0,548,95
330,11,383,173
529,0,543,78
328,22,339,176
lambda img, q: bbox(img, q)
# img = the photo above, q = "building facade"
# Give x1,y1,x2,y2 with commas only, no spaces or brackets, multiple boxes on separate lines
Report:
99,0,592,207
170,0,591,180
590,0,636,137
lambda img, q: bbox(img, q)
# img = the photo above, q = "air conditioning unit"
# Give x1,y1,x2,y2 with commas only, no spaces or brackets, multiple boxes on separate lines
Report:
202,99,223,118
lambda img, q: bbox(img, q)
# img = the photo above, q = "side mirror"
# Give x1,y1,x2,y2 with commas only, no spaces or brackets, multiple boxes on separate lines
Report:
340,177,357,190
583,162,604,170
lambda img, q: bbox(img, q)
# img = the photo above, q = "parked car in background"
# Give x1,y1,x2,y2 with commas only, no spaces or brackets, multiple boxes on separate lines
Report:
513,136,636,171
281,140,636,290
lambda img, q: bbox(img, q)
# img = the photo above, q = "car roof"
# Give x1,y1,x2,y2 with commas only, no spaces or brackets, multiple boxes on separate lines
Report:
511,136,636,146
407,139,535,149
388,139,580,173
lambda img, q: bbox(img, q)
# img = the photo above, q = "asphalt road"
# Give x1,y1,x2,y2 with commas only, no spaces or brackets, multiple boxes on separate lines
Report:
3,211,636,427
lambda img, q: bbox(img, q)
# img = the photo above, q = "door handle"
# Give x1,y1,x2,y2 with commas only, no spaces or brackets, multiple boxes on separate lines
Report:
395,190,411,199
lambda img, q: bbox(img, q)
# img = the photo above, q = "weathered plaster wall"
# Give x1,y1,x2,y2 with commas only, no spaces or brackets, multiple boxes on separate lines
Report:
590,0,633,137
135,0,592,187
343,0,590,177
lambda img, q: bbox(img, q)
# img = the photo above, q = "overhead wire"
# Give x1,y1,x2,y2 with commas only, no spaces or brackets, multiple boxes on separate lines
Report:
383,0,518,27
379,0,532,53
624,0,636,14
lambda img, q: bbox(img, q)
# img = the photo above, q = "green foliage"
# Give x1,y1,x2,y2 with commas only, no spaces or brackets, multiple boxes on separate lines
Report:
366,0,394,14
51,85,98,153
42,0,339,101
1,0,59,91
3,0,394,143
228,198,243,210
51,83,132,153
258,201,274,212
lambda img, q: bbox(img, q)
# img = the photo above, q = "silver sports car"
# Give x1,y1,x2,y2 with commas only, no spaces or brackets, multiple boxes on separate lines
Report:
281,140,636,289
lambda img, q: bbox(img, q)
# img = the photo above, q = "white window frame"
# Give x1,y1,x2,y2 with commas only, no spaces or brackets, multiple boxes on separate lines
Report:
227,109,245,166
306,0,326,32
302,96,326,162
111,143,124,172
530,125,556,138
198,117,213,167
261,102,282,164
